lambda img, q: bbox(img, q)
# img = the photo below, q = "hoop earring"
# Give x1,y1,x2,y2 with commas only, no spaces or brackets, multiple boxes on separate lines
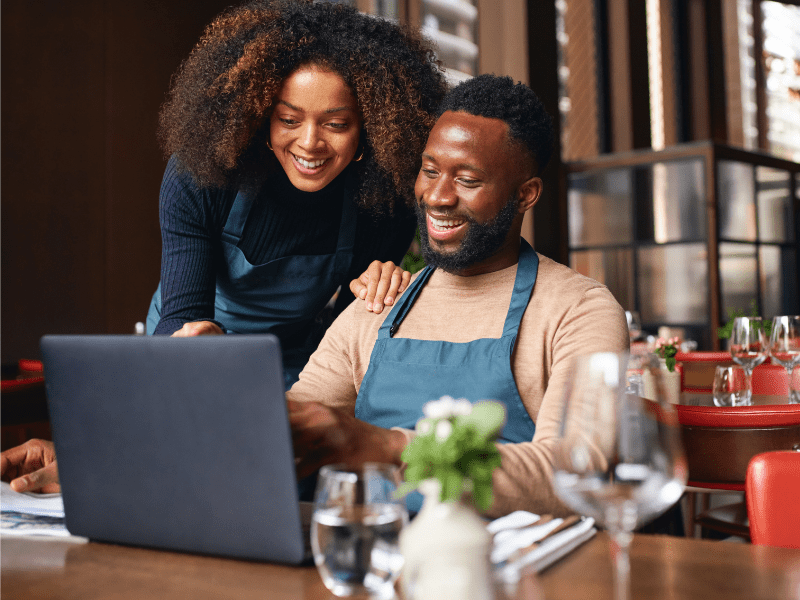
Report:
266,139,274,152
352,148,364,162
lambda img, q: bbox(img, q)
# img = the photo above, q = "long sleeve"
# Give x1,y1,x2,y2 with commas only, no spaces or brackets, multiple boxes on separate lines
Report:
154,156,231,335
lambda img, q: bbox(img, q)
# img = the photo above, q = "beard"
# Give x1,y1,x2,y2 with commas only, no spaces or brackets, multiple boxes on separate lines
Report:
414,193,519,273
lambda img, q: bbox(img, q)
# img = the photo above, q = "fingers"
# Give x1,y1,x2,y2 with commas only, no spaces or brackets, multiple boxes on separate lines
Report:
171,321,223,337
1,440,60,494
10,462,60,494
352,261,411,314
359,261,385,310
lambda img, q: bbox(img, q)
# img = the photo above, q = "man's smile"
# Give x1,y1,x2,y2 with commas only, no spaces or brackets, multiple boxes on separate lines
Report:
426,212,468,242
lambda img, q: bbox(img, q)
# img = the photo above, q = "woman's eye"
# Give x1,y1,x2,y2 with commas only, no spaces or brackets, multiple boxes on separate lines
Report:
279,118,299,126
327,122,349,130
421,168,438,178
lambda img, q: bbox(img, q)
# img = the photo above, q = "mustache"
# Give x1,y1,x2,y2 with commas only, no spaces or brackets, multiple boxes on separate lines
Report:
416,201,475,223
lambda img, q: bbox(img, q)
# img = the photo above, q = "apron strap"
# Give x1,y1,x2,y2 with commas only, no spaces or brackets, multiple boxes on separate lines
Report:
378,265,435,339
332,176,358,276
220,189,252,246
501,239,539,338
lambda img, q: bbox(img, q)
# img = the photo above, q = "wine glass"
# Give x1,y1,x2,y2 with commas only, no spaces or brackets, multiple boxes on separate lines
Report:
769,316,800,404
625,311,642,343
311,463,407,598
729,316,767,404
552,353,686,600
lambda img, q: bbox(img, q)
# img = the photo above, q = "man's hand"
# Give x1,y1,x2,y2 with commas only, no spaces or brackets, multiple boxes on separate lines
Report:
288,400,407,480
349,261,411,314
171,321,223,337
1,439,60,493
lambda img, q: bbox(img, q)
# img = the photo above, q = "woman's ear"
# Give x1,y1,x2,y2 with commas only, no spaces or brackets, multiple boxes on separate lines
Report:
517,176,543,214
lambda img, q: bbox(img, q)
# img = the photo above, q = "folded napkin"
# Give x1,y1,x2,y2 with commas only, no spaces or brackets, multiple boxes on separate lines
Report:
488,511,596,581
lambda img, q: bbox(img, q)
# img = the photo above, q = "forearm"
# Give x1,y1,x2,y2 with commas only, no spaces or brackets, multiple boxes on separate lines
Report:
489,442,574,519
156,162,220,333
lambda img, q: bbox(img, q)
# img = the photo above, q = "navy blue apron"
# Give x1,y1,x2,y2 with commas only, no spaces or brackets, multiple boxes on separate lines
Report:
147,181,357,389
355,239,540,512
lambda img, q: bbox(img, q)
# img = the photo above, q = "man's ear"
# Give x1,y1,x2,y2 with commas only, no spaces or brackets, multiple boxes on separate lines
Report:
517,176,543,214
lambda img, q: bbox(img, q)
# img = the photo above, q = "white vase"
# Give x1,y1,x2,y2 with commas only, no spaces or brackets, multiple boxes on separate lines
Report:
399,480,494,600
642,358,682,404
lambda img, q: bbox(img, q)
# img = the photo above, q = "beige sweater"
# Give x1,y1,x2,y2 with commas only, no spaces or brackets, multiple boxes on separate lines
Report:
287,253,629,517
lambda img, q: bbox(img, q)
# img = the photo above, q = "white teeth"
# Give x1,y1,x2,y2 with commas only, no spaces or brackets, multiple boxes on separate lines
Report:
293,154,327,169
429,215,465,230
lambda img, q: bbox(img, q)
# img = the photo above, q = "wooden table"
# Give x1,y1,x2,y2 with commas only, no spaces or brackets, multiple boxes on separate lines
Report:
3,533,800,600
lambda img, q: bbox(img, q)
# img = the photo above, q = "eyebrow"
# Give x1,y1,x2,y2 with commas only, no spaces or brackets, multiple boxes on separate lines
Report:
277,100,355,114
421,153,486,174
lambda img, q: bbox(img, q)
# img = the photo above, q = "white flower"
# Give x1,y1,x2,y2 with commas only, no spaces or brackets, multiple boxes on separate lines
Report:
423,396,455,419
452,398,473,416
417,420,432,435
422,396,473,419
435,419,453,441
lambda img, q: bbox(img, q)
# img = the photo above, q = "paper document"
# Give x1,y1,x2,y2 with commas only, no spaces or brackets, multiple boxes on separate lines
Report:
1,481,70,537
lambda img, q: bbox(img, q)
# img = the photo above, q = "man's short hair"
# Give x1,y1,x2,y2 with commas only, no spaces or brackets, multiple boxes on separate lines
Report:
438,74,554,174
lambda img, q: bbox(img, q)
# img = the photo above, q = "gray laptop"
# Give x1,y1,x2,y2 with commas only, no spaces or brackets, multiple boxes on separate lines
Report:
41,334,309,564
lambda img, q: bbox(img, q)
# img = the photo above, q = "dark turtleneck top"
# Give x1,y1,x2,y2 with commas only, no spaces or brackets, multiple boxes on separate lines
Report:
154,155,416,335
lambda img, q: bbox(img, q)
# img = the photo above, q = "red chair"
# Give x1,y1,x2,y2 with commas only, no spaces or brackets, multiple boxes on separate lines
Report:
677,404,800,539
746,451,800,548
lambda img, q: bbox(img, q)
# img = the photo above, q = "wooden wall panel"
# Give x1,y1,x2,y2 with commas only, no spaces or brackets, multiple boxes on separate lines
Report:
2,1,107,361
1,1,229,363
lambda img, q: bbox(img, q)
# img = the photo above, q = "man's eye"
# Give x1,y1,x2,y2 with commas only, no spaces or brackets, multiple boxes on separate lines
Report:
457,178,479,187
327,122,349,130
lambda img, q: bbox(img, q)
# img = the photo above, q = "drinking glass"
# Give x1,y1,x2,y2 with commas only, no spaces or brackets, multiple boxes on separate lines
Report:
729,316,766,404
552,353,686,600
625,311,642,343
311,463,407,598
712,365,752,407
769,316,800,404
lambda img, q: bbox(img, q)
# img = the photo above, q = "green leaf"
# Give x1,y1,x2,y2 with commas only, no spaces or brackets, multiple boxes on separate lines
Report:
459,401,506,440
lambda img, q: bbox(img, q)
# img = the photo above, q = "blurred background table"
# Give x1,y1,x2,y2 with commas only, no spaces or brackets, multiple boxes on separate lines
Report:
3,532,800,600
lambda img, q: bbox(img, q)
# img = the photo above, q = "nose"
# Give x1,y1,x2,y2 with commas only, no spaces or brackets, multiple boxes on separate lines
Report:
421,175,457,209
298,123,323,152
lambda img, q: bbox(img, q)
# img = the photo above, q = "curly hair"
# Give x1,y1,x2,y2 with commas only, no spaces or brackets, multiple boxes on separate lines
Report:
158,0,446,212
437,74,554,175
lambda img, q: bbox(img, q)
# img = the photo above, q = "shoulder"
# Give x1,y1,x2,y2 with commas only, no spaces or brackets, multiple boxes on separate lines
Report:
523,253,628,351
160,154,236,216
533,254,612,299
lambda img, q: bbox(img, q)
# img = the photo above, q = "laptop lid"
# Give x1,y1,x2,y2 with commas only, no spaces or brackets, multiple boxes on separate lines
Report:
41,334,306,564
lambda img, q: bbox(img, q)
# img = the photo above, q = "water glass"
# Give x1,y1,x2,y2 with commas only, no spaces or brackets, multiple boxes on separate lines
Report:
311,463,407,598
625,310,642,343
713,365,752,407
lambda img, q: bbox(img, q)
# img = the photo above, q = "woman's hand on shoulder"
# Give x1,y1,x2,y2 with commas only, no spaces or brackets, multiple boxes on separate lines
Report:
1,439,60,493
171,321,224,337
350,261,411,314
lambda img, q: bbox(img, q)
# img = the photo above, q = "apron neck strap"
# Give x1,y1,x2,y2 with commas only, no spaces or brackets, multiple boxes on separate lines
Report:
220,177,358,274
378,265,434,339
378,238,539,340
501,239,539,338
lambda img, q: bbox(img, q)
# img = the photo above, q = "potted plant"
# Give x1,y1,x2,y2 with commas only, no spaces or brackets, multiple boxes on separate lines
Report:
398,396,505,600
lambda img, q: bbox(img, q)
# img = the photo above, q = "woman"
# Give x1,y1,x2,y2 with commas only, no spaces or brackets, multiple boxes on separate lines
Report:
146,0,446,386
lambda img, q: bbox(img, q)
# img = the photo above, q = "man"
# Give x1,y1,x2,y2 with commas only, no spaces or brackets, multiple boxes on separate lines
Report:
2,75,628,517
287,74,628,517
